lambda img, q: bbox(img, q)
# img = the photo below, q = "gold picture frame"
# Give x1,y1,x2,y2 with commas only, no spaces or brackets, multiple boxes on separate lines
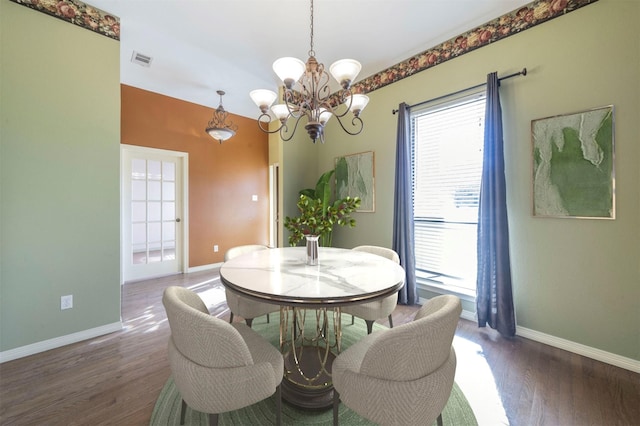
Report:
531,105,615,219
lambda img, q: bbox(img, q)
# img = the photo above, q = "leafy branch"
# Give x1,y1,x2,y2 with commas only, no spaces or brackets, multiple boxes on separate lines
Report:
284,169,361,247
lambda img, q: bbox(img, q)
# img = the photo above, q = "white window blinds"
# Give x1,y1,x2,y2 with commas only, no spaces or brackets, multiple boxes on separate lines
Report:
411,93,485,292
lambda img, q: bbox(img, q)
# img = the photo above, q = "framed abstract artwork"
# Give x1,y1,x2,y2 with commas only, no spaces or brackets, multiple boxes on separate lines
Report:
531,105,615,219
335,151,375,212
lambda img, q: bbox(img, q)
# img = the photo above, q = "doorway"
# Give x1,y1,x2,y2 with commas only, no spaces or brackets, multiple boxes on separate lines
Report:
269,163,280,247
121,145,188,283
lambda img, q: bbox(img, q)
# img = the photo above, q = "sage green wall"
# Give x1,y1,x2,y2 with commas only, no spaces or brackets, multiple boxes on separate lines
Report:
0,1,121,351
286,0,640,360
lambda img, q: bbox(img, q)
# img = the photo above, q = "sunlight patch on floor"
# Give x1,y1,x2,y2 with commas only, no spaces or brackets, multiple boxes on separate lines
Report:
454,335,510,425
197,286,228,312
187,277,220,292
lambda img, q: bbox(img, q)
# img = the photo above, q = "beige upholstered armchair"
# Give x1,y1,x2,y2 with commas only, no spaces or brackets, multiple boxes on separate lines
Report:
332,294,462,426
224,245,279,327
162,286,283,426
341,245,401,334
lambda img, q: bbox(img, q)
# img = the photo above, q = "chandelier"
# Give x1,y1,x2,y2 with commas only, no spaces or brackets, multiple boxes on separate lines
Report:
249,0,369,144
205,90,238,143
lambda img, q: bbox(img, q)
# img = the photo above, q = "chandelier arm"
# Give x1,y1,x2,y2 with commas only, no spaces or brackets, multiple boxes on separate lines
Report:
326,100,349,119
316,87,357,119
332,114,364,136
317,101,335,113
317,97,349,119
283,91,304,119
297,82,313,109
289,89,314,123
279,114,307,142
316,68,331,100
257,113,288,134
317,84,331,105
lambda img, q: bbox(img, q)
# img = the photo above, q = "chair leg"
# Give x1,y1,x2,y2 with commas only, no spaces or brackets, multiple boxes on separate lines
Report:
365,320,374,334
267,313,270,323
208,413,219,426
229,312,234,323
388,314,394,328
180,399,187,425
437,413,443,426
351,315,355,325
246,318,253,328
275,384,282,426
333,390,340,426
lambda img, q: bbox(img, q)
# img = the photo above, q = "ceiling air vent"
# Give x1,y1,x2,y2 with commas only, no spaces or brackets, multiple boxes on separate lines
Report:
131,51,153,67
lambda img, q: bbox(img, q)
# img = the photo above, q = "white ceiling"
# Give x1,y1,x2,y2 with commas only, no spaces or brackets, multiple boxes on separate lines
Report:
88,0,532,119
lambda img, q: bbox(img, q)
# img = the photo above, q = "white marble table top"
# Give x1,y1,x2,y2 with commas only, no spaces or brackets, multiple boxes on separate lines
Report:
220,247,405,307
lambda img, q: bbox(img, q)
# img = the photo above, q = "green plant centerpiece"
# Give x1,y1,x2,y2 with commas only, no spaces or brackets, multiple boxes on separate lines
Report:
284,169,361,247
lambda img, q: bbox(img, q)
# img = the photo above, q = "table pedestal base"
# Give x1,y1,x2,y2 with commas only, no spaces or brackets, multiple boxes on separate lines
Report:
282,346,336,410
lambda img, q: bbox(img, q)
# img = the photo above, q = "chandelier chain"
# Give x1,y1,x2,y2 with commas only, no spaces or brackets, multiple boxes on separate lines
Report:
308,0,315,57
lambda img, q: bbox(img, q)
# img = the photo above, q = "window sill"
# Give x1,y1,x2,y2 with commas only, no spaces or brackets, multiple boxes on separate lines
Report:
417,278,476,303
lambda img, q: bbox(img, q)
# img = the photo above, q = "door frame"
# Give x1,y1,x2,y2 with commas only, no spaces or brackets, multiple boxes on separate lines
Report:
269,163,280,248
120,144,189,284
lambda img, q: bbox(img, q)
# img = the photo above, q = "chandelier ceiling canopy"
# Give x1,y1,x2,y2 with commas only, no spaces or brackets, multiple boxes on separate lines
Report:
250,0,369,144
205,90,238,143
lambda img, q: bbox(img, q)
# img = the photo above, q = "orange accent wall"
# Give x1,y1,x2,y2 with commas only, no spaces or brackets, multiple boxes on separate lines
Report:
121,85,270,267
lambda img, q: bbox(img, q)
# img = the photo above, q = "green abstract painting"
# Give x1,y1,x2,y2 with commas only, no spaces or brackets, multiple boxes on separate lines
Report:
335,151,375,212
532,105,614,219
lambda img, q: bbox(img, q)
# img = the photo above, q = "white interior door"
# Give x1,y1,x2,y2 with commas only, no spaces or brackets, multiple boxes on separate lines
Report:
121,145,188,282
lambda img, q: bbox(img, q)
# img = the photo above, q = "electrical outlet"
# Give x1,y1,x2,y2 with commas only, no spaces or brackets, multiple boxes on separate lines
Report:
214,245,219,252
61,295,73,310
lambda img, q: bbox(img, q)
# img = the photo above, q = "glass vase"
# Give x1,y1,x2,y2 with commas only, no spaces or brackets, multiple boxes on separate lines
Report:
305,234,319,266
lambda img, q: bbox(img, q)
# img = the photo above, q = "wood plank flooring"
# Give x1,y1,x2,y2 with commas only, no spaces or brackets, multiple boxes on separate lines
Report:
1,269,638,425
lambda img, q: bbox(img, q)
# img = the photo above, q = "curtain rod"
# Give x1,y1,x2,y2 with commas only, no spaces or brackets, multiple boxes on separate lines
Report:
391,68,527,115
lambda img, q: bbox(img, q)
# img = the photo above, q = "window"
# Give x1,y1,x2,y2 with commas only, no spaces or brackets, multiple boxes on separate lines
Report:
411,93,485,295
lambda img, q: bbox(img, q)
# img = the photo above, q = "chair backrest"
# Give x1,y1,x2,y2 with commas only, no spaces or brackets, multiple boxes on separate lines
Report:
359,294,461,381
162,286,253,368
224,244,270,262
352,245,400,264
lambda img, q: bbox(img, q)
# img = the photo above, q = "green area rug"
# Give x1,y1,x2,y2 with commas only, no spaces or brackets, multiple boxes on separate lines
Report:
151,314,477,425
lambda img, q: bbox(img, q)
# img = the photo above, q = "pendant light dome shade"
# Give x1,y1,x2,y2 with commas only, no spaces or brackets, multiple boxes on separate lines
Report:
272,57,307,90
249,89,278,114
329,59,362,89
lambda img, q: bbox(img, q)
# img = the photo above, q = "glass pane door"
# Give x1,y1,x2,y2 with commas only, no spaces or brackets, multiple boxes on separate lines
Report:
122,146,185,282
131,159,177,264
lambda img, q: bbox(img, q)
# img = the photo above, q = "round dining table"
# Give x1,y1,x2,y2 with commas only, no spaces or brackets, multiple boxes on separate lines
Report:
220,246,405,409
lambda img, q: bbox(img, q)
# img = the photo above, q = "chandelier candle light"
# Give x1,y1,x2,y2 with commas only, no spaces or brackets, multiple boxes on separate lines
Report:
249,0,369,143
205,90,238,143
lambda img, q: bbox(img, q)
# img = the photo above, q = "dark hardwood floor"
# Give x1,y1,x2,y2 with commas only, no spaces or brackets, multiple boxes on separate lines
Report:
1,269,638,425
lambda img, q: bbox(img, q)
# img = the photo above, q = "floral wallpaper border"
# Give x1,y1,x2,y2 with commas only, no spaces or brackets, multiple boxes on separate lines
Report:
9,0,120,40
352,0,599,95
10,0,598,94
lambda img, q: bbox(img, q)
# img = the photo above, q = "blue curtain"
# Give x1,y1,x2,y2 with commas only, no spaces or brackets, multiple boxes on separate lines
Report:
476,72,516,337
393,103,418,305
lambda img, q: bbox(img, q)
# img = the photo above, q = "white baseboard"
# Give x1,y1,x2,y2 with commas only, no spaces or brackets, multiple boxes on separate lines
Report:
4,304,637,375
188,262,222,273
451,306,639,374
0,322,122,364
516,326,640,373
461,309,476,322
